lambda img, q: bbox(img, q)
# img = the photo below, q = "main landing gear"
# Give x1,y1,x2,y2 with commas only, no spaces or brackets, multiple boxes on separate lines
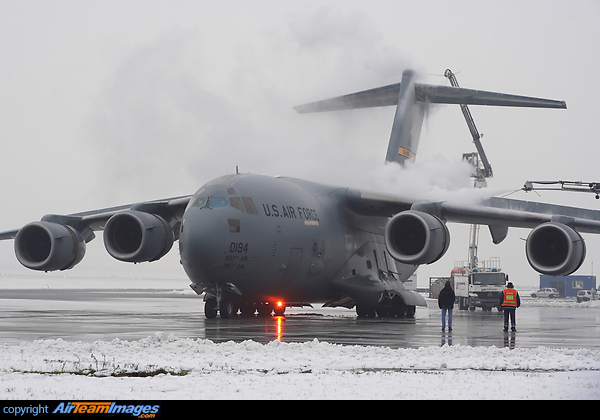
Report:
355,296,416,319
204,298,233,319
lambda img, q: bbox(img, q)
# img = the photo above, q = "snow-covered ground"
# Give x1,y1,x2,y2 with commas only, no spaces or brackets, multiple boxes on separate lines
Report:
1,274,599,399
1,333,599,399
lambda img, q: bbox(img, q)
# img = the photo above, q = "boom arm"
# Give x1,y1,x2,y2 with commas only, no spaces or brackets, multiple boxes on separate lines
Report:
444,69,493,178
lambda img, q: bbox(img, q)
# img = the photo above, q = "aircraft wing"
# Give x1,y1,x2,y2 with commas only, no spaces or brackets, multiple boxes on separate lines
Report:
0,229,19,240
75,195,192,236
346,188,600,234
0,195,192,243
0,195,192,271
345,188,600,277
345,188,414,216
412,197,600,234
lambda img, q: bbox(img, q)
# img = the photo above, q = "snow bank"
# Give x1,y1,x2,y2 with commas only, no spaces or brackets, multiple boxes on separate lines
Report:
4,333,600,375
2,334,599,399
523,298,600,308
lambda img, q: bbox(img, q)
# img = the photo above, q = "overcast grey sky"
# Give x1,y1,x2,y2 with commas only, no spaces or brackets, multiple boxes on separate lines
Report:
1,0,599,286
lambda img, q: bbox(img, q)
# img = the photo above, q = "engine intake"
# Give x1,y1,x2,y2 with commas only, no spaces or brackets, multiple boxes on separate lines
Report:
14,221,86,271
526,222,586,276
385,210,450,265
103,210,174,263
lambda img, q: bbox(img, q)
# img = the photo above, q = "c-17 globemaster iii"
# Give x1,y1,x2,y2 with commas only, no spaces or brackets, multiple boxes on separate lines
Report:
2,69,599,319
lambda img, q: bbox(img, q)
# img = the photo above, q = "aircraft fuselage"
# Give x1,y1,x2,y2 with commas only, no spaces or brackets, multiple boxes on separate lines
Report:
179,173,416,313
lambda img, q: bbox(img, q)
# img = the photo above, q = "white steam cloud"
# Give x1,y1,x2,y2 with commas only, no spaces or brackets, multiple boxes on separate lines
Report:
364,158,509,205
84,9,420,204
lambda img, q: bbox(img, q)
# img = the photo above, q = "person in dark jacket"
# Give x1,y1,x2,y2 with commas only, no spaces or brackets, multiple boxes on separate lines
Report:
499,282,521,332
438,281,456,331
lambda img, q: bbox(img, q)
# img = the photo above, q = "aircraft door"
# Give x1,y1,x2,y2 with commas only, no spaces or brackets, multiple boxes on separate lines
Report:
280,248,303,284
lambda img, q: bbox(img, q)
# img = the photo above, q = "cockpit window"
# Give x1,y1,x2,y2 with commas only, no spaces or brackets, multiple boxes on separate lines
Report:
188,197,208,210
207,197,228,208
230,197,244,213
187,196,258,214
241,197,258,215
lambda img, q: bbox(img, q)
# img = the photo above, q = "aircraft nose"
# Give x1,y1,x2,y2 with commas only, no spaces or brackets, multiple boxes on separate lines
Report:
179,209,227,277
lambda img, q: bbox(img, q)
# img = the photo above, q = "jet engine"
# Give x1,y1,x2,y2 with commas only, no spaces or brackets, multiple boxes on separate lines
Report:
526,222,586,276
384,210,450,265
14,221,86,271
103,210,174,263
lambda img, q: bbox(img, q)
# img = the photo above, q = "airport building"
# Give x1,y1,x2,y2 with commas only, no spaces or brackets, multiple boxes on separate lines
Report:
539,275,597,298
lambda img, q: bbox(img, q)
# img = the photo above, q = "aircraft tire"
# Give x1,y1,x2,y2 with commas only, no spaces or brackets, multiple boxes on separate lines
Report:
391,296,407,318
205,299,218,319
406,305,416,318
220,300,233,319
376,306,391,319
356,304,375,318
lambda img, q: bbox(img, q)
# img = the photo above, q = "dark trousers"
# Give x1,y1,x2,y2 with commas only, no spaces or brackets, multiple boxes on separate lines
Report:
503,308,516,329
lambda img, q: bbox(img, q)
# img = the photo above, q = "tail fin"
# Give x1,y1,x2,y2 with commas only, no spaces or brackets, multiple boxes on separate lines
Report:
295,69,567,165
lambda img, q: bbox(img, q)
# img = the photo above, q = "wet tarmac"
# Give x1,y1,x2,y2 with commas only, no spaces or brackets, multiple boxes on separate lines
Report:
1,288,600,349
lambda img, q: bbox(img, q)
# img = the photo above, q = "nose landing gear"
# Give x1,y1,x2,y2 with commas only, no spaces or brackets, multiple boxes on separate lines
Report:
204,298,236,319
203,298,287,319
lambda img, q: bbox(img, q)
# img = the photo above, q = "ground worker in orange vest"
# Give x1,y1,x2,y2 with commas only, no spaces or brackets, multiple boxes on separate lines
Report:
499,281,520,331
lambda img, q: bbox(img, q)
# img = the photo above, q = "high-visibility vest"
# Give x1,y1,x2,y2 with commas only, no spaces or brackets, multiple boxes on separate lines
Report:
502,288,518,307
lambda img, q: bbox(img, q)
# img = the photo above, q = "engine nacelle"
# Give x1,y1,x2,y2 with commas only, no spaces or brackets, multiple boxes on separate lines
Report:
14,221,86,271
103,210,174,263
526,222,586,276
384,210,450,265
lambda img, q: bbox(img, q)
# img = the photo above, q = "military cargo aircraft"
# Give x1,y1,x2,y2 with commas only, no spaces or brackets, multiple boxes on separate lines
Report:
2,70,599,319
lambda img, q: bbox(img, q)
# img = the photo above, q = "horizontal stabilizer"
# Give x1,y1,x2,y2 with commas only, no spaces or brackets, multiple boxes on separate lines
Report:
294,82,566,113
294,83,401,113
418,85,567,108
